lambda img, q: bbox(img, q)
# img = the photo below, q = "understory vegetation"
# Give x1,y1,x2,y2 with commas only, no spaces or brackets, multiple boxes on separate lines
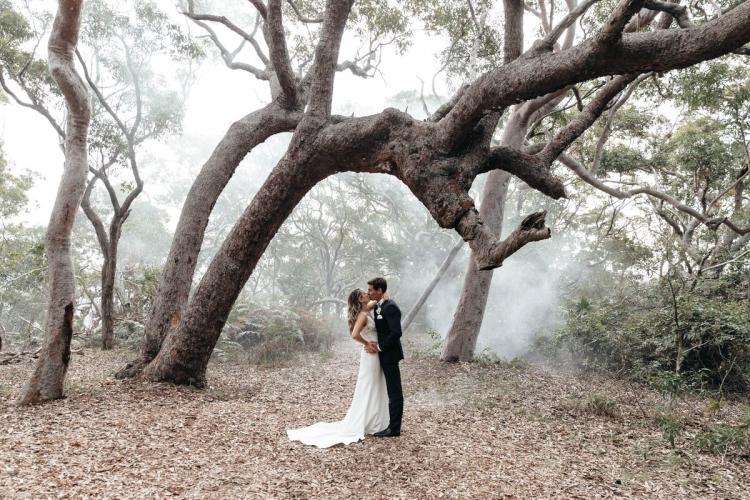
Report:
537,269,750,395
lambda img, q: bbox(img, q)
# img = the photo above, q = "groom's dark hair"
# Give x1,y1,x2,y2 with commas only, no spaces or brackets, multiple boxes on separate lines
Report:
368,277,387,292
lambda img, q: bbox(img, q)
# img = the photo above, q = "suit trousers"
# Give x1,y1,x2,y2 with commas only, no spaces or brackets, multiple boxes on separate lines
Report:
381,362,403,432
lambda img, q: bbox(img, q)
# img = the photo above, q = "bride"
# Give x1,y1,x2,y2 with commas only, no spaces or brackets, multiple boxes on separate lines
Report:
287,288,389,448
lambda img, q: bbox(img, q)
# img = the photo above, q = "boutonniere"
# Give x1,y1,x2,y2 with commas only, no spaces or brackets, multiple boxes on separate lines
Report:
376,306,382,319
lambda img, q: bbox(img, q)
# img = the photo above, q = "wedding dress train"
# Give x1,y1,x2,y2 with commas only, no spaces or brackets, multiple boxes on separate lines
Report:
287,316,389,448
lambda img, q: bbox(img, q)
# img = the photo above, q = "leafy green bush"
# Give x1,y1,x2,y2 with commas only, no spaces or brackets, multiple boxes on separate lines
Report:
655,414,683,449
537,273,750,392
695,414,750,456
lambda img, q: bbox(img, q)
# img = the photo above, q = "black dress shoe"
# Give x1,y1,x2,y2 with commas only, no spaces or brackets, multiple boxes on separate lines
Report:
373,427,400,437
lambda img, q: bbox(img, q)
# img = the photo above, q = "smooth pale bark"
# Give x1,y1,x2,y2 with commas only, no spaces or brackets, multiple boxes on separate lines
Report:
17,0,90,405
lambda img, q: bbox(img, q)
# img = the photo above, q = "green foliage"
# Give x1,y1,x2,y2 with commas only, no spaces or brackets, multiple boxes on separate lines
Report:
655,413,683,448
0,1,58,103
0,142,33,220
598,144,649,174
405,0,502,81
221,300,333,365
0,225,47,349
540,272,750,392
694,412,750,456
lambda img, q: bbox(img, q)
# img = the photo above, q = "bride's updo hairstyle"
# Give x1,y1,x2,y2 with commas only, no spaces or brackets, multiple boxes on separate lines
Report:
347,289,364,332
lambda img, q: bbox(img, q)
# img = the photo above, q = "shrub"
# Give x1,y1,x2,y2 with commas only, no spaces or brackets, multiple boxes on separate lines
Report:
695,419,749,456
538,274,750,392
221,300,333,364
655,414,683,448
585,394,620,419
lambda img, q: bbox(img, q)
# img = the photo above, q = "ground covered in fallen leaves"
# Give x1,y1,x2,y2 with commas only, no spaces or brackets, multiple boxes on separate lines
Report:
1,335,749,498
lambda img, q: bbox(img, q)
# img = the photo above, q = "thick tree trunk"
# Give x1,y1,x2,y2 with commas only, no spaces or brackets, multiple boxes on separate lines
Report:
440,0,525,363
136,0,750,384
142,125,330,386
441,170,511,362
17,0,90,405
114,105,301,378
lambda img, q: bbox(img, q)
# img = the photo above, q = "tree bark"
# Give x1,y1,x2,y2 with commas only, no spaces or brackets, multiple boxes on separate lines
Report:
440,0,525,362
100,224,121,350
142,121,333,386
115,104,302,378
135,0,750,385
17,0,90,405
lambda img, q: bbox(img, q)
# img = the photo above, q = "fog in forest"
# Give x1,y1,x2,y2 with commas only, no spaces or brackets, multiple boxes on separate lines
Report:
2,0,748,374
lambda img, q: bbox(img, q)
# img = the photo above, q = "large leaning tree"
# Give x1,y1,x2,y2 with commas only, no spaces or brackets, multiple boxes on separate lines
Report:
399,0,750,362
17,0,746,395
128,0,750,388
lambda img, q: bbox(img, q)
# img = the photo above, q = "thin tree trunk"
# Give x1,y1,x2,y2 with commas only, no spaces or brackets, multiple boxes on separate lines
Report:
403,239,464,332
100,227,120,350
17,0,90,405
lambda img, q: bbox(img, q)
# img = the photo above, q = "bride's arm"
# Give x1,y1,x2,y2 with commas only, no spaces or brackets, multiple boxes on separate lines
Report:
364,300,377,311
350,312,370,346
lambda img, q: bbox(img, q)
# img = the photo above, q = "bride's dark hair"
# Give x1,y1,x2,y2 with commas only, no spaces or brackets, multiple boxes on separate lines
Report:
347,289,364,332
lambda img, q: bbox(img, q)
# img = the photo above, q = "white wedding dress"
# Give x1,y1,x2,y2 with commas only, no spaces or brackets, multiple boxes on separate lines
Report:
287,315,389,448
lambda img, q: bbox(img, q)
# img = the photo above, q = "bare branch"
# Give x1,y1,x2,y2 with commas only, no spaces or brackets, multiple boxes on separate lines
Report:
287,0,323,23
247,0,268,19
559,153,750,235
266,0,299,108
429,84,471,122
643,0,692,27
184,1,270,79
599,0,647,40
541,0,602,50
75,50,128,138
480,147,566,198
456,209,552,270
591,73,650,175
80,177,110,255
0,65,66,140
539,74,637,164
307,0,354,117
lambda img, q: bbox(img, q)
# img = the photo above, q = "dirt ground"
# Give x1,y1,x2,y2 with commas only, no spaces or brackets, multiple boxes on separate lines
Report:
1,337,749,499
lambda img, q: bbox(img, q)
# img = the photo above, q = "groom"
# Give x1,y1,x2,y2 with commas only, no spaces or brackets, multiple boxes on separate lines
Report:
366,277,404,438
